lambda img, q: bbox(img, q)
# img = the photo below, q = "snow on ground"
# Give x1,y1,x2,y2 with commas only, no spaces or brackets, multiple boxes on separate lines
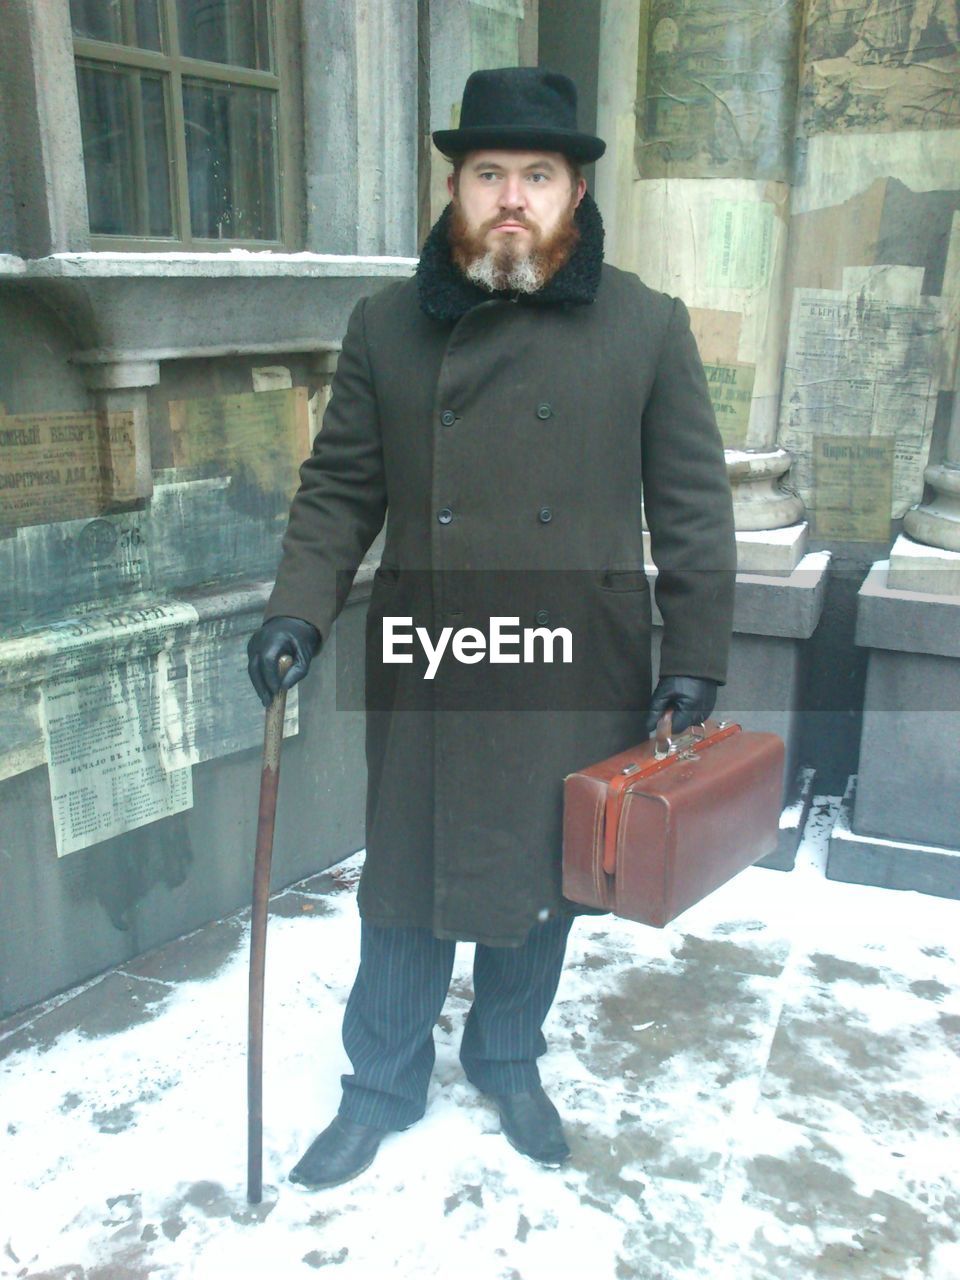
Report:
1,797,959,1279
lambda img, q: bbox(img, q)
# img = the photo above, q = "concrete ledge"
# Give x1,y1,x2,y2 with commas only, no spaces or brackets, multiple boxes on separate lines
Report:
887,531,960,597
0,558,377,692
1,257,415,360
644,522,811,576
648,551,830,639
73,339,341,367
827,776,960,901
735,522,809,576
0,252,418,279
733,551,830,638
856,560,960,659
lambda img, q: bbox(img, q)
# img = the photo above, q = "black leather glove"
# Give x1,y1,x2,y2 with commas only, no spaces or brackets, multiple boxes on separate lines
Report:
247,616,321,708
644,675,718,737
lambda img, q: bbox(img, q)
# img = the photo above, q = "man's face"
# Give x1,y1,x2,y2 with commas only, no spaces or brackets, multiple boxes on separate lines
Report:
446,150,587,293
447,150,586,251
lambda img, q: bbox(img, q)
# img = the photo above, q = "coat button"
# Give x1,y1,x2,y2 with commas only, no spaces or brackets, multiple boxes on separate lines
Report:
535,609,550,625
536,403,552,420
437,507,453,524
538,507,553,523
441,409,457,426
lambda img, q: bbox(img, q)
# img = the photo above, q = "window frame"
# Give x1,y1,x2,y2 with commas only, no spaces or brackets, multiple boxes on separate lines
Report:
71,0,302,251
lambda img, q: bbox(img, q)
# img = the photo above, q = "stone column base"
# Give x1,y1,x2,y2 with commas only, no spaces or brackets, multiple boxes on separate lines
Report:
727,447,805,531
887,531,960,596
903,463,960,554
827,776,960,901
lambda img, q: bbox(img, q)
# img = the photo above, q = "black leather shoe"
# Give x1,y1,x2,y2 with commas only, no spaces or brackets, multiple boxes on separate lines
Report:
491,1086,571,1167
288,1116,388,1189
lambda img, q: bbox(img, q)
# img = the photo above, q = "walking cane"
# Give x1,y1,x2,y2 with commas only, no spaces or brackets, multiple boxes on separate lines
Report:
247,653,293,1204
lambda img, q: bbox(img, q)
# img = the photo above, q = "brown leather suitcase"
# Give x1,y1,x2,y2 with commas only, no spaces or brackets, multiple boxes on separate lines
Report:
562,716,784,927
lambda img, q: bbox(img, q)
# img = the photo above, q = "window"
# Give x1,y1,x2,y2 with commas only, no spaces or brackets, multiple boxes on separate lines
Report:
70,0,300,249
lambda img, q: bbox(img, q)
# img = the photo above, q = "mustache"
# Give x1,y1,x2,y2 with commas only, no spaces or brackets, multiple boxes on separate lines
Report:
484,213,537,232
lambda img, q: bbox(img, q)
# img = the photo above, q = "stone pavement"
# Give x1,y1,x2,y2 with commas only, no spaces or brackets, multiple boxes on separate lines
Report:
1,795,958,1280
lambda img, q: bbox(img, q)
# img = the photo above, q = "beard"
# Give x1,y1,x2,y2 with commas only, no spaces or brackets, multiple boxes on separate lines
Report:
448,197,581,294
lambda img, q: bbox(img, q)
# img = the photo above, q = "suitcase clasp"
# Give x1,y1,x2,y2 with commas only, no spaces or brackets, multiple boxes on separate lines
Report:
654,710,707,761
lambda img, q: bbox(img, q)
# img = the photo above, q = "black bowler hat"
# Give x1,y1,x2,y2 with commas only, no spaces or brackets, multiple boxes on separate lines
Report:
433,66,606,164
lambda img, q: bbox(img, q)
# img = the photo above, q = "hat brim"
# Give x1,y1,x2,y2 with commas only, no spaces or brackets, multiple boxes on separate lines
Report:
432,124,606,164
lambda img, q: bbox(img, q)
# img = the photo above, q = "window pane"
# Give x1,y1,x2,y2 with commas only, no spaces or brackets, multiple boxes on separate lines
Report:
176,0,272,70
70,0,162,51
182,79,278,240
76,63,173,237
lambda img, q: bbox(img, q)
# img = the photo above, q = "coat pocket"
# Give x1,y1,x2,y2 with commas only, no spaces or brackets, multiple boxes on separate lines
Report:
598,568,649,592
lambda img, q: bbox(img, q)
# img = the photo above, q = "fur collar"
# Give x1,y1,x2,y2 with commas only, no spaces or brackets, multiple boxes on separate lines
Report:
416,190,605,323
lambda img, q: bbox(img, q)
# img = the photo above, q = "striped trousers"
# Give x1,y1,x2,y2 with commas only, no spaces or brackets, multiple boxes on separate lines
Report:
338,914,574,1130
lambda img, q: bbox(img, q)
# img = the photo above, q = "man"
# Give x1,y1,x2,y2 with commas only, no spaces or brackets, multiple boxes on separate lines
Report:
248,67,736,1189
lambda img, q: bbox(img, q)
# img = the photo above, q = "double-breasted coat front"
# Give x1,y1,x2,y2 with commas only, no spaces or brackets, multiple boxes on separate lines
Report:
265,194,736,946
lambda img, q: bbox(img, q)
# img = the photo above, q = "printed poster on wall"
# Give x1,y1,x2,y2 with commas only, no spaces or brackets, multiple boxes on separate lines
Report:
158,624,298,771
813,435,894,541
0,410,137,532
703,361,755,448
705,200,774,291
798,0,960,138
637,0,801,179
41,660,192,857
778,280,943,518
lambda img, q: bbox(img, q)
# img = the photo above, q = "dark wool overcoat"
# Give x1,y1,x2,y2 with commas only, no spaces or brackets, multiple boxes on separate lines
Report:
265,193,736,946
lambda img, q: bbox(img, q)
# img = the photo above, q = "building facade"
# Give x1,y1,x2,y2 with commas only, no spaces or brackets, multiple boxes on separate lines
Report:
1,0,957,1017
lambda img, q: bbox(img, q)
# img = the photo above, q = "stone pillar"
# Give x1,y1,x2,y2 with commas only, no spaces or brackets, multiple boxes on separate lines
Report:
827,265,960,898
778,2,960,546
901,347,960,565
301,0,418,255
0,0,90,255
596,2,831,823
622,0,810,571
594,0,641,270
78,358,159,501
